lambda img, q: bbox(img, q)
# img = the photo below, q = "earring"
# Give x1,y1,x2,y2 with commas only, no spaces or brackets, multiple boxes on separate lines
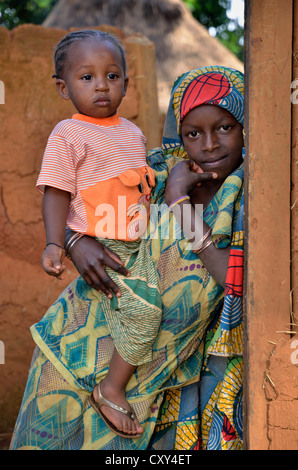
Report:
242,128,246,144
242,128,246,159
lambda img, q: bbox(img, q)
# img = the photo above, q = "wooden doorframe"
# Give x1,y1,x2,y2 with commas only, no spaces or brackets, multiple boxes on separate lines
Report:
243,0,293,449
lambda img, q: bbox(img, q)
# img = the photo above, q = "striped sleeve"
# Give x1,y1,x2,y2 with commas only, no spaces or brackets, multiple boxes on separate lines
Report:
36,134,77,197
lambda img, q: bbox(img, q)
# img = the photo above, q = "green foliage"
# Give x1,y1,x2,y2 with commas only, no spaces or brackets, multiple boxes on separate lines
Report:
183,0,244,61
183,0,231,28
0,0,58,29
0,0,244,61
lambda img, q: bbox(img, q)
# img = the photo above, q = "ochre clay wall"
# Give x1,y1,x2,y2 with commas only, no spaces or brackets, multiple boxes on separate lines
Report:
264,338,298,448
0,24,160,436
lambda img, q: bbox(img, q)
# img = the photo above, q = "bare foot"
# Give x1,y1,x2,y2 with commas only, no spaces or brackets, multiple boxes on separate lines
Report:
93,379,144,436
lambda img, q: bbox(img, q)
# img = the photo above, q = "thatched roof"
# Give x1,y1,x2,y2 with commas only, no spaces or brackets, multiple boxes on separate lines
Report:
43,0,243,113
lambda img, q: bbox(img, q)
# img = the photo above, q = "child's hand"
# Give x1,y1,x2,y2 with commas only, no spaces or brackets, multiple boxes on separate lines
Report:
41,244,66,279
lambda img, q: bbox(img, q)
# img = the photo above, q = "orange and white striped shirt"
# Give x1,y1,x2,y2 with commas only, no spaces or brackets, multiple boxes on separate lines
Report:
37,113,154,240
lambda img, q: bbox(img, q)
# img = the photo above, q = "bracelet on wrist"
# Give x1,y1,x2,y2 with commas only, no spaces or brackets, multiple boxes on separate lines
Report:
193,237,213,255
65,232,85,259
192,227,213,254
168,195,190,211
46,242,65,250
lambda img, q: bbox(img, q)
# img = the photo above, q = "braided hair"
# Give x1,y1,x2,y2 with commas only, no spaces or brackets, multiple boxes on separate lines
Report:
52,29,127,79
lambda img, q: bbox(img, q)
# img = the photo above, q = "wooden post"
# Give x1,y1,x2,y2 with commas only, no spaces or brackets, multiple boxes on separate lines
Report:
291,0,298,331
124,34,161,151
244,0,293,449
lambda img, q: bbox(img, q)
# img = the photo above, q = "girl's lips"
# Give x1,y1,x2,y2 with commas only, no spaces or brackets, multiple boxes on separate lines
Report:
202,155,228,168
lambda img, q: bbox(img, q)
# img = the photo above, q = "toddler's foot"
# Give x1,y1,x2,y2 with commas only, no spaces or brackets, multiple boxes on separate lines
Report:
91,379,143,438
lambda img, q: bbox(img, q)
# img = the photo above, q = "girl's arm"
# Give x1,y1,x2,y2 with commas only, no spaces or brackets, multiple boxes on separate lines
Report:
165,161,230,288
171,200,230,287
41,186,70,278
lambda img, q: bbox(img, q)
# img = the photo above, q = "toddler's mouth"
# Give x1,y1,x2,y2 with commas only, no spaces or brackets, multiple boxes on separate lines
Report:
94,97,110,106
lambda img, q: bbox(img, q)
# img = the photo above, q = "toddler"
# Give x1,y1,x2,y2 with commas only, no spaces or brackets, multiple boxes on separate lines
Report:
37,30,161,438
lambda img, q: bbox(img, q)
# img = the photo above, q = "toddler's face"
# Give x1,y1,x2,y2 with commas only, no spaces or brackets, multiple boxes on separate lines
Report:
56,38,128,118
181,104,243,183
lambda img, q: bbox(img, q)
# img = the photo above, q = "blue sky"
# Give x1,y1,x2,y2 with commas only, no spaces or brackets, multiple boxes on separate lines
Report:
228,0,244,27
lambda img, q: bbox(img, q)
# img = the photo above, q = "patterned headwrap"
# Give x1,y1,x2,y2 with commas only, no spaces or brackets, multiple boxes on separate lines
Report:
161,66,244,161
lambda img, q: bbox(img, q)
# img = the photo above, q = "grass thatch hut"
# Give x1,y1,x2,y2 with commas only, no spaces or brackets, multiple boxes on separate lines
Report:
43,0,243,113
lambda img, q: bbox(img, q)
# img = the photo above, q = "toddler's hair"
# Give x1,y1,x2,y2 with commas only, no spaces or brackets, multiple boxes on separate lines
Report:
52,29,127,79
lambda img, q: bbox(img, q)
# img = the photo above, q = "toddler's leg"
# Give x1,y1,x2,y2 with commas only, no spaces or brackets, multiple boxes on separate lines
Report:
92,349,143,437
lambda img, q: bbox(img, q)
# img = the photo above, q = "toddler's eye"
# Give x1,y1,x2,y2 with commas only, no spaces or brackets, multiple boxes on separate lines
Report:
107,73,118,80
81,74,92,81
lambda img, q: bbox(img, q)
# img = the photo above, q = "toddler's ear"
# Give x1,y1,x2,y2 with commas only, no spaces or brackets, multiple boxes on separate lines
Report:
55,79,70,100
118,169,140,187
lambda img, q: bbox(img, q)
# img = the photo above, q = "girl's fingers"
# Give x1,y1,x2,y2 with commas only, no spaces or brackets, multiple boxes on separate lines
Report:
102,248,131,278
85,264,122,298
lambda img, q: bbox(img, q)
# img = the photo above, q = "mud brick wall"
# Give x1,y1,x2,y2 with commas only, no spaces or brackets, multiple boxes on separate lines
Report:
0,24,160,433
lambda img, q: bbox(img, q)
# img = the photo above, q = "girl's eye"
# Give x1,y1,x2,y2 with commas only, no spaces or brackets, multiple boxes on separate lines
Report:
220,125,232,132
187,131,199,139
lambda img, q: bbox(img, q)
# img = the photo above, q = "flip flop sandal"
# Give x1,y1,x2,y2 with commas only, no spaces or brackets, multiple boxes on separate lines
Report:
88,383,143,439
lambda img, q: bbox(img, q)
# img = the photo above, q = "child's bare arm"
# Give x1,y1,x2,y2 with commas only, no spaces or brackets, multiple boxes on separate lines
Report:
41,186,70,278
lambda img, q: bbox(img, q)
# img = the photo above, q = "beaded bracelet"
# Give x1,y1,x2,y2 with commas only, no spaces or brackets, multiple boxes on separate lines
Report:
168,195,190,211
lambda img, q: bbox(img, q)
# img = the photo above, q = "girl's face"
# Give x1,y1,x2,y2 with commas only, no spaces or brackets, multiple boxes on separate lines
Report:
181,104,243,183
56,38,128,118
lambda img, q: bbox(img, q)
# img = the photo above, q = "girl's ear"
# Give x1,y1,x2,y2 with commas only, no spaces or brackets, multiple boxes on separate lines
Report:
55,79,70,100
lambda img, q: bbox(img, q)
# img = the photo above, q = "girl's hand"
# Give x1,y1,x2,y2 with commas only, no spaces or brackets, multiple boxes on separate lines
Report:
41,245,66,279
165,160,217,205
189,161,205,184
68,235,131,299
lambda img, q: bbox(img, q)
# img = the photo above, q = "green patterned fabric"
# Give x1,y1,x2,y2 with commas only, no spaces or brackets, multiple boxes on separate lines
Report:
10,165,242,450
10,66,244,450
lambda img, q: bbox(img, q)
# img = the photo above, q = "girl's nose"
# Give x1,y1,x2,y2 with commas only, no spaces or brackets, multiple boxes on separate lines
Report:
203,132,218,151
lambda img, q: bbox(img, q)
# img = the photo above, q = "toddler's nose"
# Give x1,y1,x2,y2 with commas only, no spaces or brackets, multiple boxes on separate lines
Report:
95,77,109,91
